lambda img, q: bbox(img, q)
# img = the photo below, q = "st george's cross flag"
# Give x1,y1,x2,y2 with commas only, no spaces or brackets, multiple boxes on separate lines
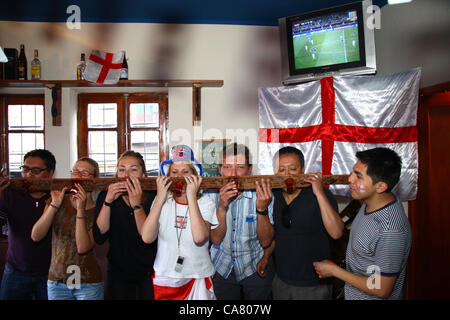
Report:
83,50,124,84
258,68,421,200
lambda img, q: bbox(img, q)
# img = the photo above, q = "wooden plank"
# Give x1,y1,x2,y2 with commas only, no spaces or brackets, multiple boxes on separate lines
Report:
7,174,349,193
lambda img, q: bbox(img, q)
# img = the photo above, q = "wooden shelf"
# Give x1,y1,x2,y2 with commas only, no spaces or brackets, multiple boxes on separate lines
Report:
0,79,224,88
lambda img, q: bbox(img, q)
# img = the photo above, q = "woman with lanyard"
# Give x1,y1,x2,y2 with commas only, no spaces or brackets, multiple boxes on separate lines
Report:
94,150,157,300
141,145,218,300
31,157,103,300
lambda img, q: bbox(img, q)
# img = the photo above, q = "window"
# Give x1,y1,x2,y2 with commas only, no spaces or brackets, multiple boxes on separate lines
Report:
0,95,45,177
78,93,168,177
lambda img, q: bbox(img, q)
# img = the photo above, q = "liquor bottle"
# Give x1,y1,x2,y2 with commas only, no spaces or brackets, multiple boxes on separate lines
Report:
31,49,41,80
120,53,128,80
77,53,86,80
18,44,27,80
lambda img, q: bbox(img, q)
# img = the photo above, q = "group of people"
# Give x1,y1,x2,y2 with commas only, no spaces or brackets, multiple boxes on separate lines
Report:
0,143,411,300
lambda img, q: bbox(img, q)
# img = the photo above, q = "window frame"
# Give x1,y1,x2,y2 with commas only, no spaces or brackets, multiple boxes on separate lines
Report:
77,92,169,176
0,94,46,176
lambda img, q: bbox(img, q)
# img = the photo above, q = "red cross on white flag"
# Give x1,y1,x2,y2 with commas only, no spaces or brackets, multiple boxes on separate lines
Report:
258,68,421,200
83,50,124,84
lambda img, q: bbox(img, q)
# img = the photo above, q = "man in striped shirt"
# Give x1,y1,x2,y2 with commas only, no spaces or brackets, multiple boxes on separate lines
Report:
313,147,412,299
206,143,274,300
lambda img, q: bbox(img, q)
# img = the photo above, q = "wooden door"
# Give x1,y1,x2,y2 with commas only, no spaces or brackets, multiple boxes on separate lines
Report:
408,82,450,299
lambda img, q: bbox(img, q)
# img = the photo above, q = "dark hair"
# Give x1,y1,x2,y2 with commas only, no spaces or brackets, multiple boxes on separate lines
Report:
76,157,100,178
356,147,402,192
23,149,56,172
117,150,147,177
272,146,305,169
220,143,252,166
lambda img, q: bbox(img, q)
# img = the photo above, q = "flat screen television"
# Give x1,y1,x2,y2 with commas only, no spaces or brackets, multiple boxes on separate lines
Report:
279,0,376,85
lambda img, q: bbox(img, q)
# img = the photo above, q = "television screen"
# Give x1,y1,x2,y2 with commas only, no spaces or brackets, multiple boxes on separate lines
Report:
279,0,376,84
291,10,361,70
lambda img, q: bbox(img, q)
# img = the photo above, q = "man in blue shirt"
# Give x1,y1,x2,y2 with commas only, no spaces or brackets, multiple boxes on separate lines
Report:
206,143,274,300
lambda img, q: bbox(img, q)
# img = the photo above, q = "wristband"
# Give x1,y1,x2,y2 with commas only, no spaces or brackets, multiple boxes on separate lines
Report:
256,208,269,216
104,201,114,207
132,204,143,211
76,216,87,219
49,203,60,210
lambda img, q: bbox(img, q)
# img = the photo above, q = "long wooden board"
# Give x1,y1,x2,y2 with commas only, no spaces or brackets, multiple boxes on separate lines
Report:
6,174,349,193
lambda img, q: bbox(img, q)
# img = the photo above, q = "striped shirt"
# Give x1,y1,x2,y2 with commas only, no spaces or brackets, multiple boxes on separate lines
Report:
345,197,411,300
204,190,273,281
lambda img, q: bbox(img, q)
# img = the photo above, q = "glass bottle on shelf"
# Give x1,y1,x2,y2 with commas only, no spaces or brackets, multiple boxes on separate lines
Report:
120,53,128,80
31,49,41,80
18,44,27,80
77,53,86,80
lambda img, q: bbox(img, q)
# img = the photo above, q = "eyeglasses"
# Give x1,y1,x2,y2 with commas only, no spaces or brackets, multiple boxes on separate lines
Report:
70,170,94,177
20,165,48,175
281,204,292,228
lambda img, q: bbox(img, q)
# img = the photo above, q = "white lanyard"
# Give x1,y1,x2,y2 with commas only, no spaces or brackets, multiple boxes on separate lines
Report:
173,200,189,250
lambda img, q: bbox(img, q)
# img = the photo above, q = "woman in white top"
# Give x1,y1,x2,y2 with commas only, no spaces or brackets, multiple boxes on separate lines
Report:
141,145,218,300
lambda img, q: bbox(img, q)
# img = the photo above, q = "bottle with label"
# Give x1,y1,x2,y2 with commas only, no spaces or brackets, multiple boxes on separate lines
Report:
120,53,128,80
31,49,41,80
18,44,27,80
77,53,86,80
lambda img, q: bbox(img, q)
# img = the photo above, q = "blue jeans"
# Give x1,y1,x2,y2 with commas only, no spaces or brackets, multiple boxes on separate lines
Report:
47,280,104,300
0,264,48,300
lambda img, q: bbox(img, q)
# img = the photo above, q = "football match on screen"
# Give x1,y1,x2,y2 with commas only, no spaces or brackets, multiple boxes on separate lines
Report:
292,10,361,70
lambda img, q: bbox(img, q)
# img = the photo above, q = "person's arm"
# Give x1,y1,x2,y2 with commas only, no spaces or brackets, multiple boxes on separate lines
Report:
313,261,397,299
257,240,275,277
210,181,237,245
31,187,67,242
141,176,171,244
306,173,343,240
72,183,95,255
255,179,274,248
186,175,210,245
96,182,127,234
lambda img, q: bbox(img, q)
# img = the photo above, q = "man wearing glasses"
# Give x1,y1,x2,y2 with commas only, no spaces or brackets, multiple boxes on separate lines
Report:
0,149,56,300
271,146,343,300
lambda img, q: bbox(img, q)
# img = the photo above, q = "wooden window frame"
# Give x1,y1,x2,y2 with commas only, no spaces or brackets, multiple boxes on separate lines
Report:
0,94,46,176
77,92,169,175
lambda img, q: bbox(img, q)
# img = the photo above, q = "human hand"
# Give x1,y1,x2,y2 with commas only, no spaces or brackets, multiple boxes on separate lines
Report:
155,175,172,202
305,172,325,196
50,186,69,208
219,181,238,209
126,176,143,207
0,177,10,195
313,260,336,279
105,182,127,203
257,255,269,278
72,183,87,211
255,178,272,212
185,175,202,200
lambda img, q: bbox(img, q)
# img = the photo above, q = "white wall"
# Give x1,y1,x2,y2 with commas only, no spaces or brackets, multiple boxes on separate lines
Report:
376,0,450,87
0,21,281,177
